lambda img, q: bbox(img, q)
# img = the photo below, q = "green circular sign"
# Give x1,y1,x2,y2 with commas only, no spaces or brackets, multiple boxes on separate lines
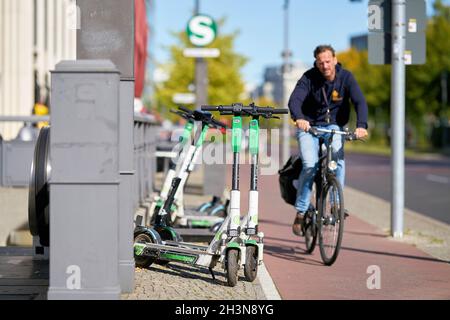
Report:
186,14,217,47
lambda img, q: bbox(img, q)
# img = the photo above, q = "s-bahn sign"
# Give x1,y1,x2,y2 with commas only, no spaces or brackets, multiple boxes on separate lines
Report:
186,14,217,47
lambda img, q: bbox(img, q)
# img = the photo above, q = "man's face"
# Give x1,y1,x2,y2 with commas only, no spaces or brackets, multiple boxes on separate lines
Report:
315,50,337,80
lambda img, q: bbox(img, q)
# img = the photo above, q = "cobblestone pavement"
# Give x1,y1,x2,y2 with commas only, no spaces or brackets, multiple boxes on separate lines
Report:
122,262,266,300
124,168,269,300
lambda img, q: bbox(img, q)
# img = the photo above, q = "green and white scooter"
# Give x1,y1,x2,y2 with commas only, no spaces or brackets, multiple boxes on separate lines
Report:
134,103,287,287
202,103,287,285
148,107,195,226
152,108,227,239
149,106,228,229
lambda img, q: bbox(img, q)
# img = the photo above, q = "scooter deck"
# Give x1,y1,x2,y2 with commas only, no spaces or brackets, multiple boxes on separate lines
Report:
172,227,216,242
143,242,215,257
163,240,209,251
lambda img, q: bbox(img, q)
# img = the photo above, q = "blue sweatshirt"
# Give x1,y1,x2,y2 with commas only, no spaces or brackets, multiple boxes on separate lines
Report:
288,63,368,129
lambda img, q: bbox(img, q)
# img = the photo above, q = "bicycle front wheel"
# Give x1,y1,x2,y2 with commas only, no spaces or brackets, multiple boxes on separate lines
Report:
318,176,344,266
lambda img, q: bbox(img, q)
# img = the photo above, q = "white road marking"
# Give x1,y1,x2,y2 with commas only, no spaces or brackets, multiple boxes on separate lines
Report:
426,174,449,184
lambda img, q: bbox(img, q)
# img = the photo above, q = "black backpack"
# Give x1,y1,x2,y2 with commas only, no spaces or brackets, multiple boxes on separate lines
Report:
278,155,302,206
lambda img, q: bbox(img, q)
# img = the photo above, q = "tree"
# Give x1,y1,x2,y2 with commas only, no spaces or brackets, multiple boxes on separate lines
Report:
337,48,391,143
337,0,450,148
154,18,248,122
405,0,450,147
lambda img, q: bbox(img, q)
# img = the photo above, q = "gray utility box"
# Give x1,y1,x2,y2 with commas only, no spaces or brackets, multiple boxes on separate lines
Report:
1,140,35,187
47,60,121,300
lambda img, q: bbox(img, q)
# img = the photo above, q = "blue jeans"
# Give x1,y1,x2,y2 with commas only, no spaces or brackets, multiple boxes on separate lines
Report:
294,124,345,214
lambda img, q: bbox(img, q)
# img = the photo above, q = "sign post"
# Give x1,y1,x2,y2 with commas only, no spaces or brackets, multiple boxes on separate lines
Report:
186,4,218,109
368,0,426,238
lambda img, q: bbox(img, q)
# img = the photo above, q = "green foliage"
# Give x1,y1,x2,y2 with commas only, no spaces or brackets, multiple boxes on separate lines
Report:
405,0,450,146
337,0,450,148
337,49,391,144
154,18,248,123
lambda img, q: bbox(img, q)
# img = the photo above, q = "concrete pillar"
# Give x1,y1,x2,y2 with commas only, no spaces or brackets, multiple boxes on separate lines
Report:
76,0,136,293
118,80,135,293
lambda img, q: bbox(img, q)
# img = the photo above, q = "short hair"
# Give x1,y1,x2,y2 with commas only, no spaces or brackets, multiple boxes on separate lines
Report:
314,45,336,59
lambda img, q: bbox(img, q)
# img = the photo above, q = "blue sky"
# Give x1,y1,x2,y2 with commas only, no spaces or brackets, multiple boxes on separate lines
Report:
150,0,447,86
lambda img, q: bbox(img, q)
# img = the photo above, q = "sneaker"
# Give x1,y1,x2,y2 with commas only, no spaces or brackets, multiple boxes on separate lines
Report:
344,209,349,219
292,212,305,236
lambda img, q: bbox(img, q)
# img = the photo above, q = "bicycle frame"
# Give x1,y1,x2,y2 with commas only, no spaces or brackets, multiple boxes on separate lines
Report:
310,130,340,212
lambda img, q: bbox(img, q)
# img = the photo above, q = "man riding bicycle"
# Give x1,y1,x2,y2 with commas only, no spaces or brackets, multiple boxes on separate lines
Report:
288,44,369,236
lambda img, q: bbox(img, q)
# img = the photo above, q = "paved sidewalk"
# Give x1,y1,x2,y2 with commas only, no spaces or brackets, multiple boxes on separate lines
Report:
247,164,450,300
124,163,450,300
345,187,450,262
2,159,449,300
122,167,270,300
123,262,266,300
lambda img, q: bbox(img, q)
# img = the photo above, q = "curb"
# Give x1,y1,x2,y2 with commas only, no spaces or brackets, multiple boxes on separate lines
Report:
257,262,282,300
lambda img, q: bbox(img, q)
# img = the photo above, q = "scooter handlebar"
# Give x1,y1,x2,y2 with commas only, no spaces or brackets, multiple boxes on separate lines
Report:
170,109,191,120
178,105,193,114
209,118,227,129
201,104,288,117
201,106,220,112
170,107,227,129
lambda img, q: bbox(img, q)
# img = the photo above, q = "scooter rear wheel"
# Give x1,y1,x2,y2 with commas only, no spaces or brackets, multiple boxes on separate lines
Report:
226,249,239,287
244,246,258,282
134,227,162,268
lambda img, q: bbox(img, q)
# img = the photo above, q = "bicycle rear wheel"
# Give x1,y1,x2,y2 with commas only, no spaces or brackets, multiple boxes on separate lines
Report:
304,211,317,254
318,176,344,266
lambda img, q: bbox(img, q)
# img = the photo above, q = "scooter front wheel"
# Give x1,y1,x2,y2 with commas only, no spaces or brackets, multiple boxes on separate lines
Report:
244,246,258,282
226,249,239,287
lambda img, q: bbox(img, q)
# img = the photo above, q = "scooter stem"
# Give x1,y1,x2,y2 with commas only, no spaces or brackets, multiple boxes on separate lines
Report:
247,119,259,235
229,116,242,237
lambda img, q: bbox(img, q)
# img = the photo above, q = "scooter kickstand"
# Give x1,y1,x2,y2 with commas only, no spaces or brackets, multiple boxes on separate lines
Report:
209,267,216,280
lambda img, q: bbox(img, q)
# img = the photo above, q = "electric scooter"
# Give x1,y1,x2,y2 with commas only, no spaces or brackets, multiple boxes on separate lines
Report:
151,109,228,240
148,107,195,226
202,103,288,285
149,106,228,229
134,103,287,287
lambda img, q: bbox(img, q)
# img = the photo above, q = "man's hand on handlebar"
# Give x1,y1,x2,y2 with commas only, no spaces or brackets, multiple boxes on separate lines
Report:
296,119,311,132
355,128,368,140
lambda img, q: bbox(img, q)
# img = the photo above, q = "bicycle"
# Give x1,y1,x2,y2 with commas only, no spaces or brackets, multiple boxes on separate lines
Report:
301,127,358,266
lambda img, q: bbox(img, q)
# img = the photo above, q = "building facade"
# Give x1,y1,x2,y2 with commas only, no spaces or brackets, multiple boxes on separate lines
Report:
255,62,308,106
350,33,368,51
0,0,77,140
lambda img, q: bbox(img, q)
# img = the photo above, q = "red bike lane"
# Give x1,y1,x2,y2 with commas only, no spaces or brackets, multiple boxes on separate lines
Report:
229,164,450,300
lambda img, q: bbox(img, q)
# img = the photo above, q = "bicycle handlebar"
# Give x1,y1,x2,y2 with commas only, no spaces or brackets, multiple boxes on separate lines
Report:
308,127,358,141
